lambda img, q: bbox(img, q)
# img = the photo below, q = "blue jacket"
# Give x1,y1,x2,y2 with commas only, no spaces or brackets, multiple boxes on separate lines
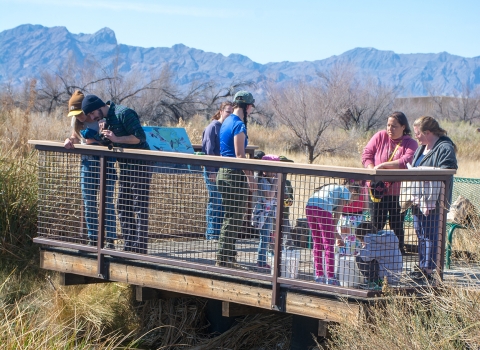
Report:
412,136,457,169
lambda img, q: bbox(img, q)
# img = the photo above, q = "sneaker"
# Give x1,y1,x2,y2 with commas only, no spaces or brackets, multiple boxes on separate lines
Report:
217,256,247,270
409,270,434,282
314,276,326,284
326,278,340,286
257,263,271,272
105,239,115,250
360,282,382,291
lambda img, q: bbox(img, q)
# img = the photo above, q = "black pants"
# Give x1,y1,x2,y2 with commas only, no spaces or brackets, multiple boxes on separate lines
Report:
356,256,380,283
370,194,405,252
118,160,152,254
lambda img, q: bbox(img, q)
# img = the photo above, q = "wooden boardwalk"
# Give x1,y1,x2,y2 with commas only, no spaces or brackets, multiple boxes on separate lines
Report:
443,262,480,287
87,236,480,290
39,246,362,323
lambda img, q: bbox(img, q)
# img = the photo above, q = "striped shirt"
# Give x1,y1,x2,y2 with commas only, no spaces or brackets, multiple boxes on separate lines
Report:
105,101,149,150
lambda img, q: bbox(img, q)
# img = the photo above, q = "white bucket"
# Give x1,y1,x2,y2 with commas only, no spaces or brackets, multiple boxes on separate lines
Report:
269,250,300,279
337,255,365,288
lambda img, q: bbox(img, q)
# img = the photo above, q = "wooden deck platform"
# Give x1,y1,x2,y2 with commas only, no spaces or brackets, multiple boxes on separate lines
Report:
40,247,362,323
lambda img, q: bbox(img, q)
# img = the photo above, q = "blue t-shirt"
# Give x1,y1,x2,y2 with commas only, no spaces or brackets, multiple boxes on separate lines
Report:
219,114,248,157
414,153,425,167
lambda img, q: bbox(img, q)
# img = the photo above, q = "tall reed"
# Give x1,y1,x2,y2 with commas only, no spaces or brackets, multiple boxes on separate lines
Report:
0,147,38,264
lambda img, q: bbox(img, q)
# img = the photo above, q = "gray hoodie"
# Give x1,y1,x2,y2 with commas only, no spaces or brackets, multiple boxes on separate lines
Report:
359,230,403,282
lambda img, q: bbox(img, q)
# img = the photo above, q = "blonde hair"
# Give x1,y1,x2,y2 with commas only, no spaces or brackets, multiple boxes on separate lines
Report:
413,116,457,152
71,116,84,141
413,116,447,137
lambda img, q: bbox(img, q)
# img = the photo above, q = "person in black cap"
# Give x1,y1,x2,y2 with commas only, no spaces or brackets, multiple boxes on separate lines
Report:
82,94,151,254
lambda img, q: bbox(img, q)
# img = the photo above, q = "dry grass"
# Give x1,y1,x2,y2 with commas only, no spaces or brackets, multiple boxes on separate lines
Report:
329,281,480,349
4,107,478,178
0,270,140,349
2,105,480,349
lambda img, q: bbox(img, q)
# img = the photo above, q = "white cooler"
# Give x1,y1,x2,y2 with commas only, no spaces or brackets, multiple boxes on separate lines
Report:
269,250,300,279
337,255,365,287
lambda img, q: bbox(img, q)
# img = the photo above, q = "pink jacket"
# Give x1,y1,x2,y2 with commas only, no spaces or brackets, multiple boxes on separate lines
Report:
362,130,418,196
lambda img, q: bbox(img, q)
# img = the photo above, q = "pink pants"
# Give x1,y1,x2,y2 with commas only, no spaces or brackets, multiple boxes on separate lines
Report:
306,206,335,279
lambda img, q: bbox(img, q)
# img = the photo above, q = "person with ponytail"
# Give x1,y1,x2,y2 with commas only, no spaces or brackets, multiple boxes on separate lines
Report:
201,101,233,241
215,91,255,268
410,116,458,281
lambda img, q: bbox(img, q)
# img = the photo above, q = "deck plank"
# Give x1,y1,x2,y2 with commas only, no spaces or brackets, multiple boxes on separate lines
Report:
40,249,360,322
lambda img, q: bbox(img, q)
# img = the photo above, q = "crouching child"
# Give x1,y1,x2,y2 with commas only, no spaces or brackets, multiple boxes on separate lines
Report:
355,221,403,289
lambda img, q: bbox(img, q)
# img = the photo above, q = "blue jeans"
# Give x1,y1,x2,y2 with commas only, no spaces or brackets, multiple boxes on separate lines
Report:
257,211,274,266
203,170,223,240
413,211,440,271
80,156,117,242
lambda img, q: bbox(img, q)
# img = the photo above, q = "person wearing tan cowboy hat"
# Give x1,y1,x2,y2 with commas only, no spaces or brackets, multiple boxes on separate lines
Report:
63,90,117,249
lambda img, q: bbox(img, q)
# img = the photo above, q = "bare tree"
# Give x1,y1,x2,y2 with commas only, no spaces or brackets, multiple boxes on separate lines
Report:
268,79,340,164
426,82,480,123
426,84,453,120
337,77,397,132
451,84,480,124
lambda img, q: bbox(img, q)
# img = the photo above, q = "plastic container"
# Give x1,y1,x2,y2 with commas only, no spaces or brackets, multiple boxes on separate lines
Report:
269,250,300,278
337,255,365,288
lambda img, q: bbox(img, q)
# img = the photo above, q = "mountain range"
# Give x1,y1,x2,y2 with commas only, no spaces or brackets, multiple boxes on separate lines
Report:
1,24,480,97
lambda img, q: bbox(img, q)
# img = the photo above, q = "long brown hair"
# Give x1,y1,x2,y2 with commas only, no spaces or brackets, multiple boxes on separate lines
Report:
413,116,447,137
388,111,412,136
72,116,84,141
211,101,233,121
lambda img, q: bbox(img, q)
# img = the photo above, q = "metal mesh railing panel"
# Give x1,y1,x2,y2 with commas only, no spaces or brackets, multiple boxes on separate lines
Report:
35,148,451,292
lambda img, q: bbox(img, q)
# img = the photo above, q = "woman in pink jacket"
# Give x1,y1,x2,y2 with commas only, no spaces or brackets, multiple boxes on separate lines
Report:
362,111,418,254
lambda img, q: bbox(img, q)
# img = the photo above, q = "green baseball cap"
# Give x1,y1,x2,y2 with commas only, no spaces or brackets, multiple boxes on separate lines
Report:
279,155,294,162
233,91,255,106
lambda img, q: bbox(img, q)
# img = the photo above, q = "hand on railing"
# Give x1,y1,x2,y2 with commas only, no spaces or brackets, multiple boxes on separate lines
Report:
64,138,75,149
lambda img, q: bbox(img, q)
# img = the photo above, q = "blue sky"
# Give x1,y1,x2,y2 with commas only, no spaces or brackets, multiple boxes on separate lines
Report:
1,0,479,64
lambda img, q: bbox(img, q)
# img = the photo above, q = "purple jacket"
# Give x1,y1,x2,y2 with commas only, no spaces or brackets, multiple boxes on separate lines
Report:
202,120,221,172
362,130,418,196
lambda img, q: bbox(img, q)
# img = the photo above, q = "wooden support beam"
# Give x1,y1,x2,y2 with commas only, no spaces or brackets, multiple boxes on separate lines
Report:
318,320,333,337
221,301,272,317
39,250,360,323
136,286,158,301
135,286,190,301
59,272,110,286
